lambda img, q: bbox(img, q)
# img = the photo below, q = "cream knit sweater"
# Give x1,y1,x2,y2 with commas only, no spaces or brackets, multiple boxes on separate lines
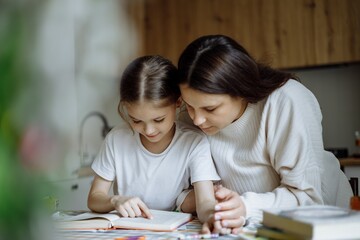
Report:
208,80,352,222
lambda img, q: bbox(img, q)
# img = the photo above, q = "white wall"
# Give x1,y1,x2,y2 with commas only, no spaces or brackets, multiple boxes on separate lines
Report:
294,63,360,156
73,0,140,178
37,0,139,180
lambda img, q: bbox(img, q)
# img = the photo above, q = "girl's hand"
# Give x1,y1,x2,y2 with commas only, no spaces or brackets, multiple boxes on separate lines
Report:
110,195,153,219
214,186,247,234
201,217,225,234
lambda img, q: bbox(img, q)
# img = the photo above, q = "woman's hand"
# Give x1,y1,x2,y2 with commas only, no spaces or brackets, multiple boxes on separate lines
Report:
110,195,153,219
214,185,247,234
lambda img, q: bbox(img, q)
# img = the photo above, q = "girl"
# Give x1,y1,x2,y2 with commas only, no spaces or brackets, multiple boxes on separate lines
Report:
176,35,353,233
87,55,220,230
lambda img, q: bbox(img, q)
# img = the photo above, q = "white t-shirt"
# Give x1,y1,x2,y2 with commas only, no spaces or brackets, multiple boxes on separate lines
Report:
92,121,220,211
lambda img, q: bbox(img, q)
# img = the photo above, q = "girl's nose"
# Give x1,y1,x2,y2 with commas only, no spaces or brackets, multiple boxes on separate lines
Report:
144,124,156,135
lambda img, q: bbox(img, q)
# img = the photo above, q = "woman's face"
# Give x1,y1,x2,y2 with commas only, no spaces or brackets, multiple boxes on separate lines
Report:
180,84,248,135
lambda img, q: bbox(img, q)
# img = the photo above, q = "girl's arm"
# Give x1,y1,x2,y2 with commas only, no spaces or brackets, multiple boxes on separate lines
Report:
88,175,152,218
193,181,216,222
87,175,115,213
178,189,196,213
193,181,223,233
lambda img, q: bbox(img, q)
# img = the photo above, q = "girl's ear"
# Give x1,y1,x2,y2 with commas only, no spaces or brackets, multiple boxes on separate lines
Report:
176,97,182,108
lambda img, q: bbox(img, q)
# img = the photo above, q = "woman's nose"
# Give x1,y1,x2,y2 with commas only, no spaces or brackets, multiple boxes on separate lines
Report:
193,111,206,126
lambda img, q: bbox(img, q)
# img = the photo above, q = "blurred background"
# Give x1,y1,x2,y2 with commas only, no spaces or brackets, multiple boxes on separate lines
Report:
0,0,137,239
0,0,359,239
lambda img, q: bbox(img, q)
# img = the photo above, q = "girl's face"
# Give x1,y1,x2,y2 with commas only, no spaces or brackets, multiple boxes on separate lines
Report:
125,100,178,150
180,84,248,135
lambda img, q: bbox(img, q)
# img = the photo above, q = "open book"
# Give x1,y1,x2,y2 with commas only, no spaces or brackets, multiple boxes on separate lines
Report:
261,205,360,240
52,209,192,231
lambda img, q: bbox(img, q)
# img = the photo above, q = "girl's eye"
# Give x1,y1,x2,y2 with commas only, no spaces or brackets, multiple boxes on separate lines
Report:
154,118,165,123
132,120,141,124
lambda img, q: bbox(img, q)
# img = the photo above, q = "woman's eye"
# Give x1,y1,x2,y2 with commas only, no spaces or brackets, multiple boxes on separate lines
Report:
154,118,165,123
132,120,141,124
186,104,194,111
206,108,216,112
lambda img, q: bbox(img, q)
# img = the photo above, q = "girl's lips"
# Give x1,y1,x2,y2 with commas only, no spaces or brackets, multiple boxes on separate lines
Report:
146,133,159,138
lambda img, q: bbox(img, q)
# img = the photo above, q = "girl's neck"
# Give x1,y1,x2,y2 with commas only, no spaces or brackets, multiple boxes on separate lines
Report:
140,124,176,154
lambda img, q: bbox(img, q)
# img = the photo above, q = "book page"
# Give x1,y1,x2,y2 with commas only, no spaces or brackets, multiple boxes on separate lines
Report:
54,218,113,229
279,205,351,220
112,210,192,231
52,210,120,222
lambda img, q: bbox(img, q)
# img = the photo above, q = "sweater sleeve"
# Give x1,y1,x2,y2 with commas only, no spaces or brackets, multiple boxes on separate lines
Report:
242,82,325,221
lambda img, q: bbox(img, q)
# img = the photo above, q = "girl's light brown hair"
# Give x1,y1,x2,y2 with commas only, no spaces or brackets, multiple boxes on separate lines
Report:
118,55,180,122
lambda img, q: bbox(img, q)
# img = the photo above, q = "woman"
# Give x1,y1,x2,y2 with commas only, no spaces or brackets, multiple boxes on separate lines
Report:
176,35,353,233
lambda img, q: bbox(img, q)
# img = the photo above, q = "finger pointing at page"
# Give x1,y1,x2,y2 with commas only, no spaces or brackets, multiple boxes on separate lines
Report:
139,202,153,219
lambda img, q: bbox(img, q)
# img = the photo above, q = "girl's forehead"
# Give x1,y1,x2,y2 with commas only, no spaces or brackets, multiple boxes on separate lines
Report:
124,101,175,118
125,99,171,108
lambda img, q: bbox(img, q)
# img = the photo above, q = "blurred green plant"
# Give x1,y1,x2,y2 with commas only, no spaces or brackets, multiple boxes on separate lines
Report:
0,0,56,239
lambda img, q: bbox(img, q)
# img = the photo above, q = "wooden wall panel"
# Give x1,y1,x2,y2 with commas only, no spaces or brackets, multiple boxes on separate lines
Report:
313,0,360,65
120,0,146,56
140,0,360,69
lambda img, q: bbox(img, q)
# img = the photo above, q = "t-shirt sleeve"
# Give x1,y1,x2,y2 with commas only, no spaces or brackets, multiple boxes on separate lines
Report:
188,135,221,184
91,136,116,181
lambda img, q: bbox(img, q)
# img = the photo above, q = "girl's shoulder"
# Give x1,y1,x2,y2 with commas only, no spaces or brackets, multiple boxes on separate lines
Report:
175,121,207,138
104,124,135,141
174,121,210,150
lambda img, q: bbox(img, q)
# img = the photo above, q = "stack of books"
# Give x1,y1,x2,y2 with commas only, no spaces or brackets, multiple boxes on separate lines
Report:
257,205,360,240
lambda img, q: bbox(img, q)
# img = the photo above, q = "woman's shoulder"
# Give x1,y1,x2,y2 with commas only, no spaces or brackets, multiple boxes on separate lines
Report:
269,79,318,105
275,79,307,94
264,79,322,120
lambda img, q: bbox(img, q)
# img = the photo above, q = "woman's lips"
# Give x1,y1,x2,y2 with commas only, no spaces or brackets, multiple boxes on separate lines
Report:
200,126,212,131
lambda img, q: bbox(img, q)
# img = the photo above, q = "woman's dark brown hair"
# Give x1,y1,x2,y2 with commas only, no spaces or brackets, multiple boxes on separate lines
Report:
177,35,298,103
